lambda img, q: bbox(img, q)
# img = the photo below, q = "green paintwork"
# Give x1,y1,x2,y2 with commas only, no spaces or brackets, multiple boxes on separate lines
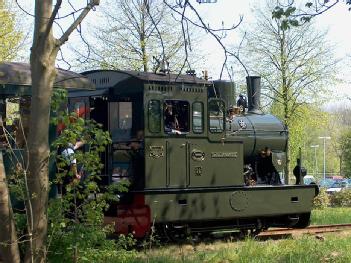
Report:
71,69,316,228
141,79,314,224
146,186,316,222
145,138,243,188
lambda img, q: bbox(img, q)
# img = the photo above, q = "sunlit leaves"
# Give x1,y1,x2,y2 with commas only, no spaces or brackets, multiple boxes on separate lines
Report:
0,1,23,61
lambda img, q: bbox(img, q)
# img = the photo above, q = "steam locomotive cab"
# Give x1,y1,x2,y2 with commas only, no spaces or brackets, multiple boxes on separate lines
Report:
68,70,318,238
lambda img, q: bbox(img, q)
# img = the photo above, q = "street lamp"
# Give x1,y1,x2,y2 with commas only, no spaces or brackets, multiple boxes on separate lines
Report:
318,136,331,182
310,145,319,177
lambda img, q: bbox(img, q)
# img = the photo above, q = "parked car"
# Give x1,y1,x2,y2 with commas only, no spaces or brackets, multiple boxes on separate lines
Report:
319,178,335,189
326,180,350,194
303,175,316,185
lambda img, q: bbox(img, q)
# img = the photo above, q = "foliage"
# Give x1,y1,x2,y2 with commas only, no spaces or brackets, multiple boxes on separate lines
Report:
313,188,330,209
339,129,351,177
133,234,351,263
272,5,309,30
76,0,202,72
311,207,351,225
236,0,338,177
46,89,137,262
47,199,136,263
4,89,136,262
272,1,351,30
242,1,337,114
0,0,23,61
330,189,351,207
271,104,330,174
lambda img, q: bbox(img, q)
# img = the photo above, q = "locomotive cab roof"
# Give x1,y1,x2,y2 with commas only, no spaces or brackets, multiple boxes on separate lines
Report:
71,69,210,97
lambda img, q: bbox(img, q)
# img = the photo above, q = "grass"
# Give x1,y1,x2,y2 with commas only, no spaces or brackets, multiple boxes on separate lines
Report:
132,233,351,263
311,207,351,225
127,208,351,263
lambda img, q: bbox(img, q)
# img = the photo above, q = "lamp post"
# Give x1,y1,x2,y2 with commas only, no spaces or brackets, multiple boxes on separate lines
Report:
310,145,319,177
319,136,331,182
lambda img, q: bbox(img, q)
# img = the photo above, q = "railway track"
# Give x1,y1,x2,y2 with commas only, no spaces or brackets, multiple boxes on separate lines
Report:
258,224,351,238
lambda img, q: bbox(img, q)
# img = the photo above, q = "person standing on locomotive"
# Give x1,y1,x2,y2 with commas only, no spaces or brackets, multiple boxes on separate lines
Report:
255,147,281,185
164,103,180,133
236,94,248,113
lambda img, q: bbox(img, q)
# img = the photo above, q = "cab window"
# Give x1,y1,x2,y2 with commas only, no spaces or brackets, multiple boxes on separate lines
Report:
208,100,225,133
192,102,203,133
148,100,161,133
110,102,132,141
164,100,189,134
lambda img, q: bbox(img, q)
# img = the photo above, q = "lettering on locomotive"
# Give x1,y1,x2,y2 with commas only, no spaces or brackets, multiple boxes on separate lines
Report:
210,152,238,158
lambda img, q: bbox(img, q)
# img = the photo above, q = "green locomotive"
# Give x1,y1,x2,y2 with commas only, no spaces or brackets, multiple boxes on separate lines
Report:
0,62,317,238
66,69,318,238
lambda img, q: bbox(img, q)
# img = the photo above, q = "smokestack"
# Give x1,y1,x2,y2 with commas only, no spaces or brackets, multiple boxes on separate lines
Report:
213,80,235,107
246,76,262,114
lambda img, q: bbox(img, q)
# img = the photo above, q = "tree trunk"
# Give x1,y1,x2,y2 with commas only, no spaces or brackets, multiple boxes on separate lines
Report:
0,152,20,263
140,1,148,72
25,2,58,262
279,27,290,182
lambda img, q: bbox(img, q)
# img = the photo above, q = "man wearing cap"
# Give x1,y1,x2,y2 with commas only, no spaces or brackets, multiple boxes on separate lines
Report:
237,94,247,113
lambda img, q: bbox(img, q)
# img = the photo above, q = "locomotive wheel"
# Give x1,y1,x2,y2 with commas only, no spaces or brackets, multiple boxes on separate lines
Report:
294,212,311,228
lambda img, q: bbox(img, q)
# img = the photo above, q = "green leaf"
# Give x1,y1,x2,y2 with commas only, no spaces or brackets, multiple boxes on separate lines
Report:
280,19,290,30
305,2,313,8
289,19,299,27
285,6,296,16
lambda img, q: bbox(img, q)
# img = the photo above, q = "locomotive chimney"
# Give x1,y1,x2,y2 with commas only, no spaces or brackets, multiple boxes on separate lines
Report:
246,76,262,114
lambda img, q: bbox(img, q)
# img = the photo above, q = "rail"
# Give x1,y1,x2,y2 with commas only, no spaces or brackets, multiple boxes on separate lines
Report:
258,224,351,237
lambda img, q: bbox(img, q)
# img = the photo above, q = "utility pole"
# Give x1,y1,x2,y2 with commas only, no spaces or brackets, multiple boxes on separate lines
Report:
310,145,319,178
319,136,331,182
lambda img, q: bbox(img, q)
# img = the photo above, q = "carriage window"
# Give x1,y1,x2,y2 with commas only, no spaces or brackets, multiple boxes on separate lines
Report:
118,102,132,129
164,100,189,134
0,97,31,148
208,100,225,133
69,97,90,120
73,101,87,119
110,102,132,141
192,102,203,133
148,100,161,133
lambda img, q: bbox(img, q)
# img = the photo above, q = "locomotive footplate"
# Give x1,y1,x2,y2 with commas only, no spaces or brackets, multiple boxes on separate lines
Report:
143,185,317,226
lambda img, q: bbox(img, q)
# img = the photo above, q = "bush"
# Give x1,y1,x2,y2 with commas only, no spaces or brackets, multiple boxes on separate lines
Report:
313,188,330,209
47,90,136,262
330,189,351,207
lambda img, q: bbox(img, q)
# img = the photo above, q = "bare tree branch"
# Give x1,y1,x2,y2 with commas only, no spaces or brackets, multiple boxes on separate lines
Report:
58,0,99,47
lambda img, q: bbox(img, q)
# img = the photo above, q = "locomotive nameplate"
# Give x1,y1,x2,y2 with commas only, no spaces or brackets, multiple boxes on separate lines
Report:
149,145,164,159
191,149,205,161
211,152,238,158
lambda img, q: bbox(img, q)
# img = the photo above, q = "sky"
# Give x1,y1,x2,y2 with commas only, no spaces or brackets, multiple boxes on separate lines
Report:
13,0,351,99
193,1,351,100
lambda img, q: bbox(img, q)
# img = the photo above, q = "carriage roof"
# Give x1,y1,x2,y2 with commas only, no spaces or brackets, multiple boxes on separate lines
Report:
0,62,94,95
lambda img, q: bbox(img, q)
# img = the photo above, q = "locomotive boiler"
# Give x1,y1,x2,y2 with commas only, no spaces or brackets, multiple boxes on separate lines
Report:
67,69,318,238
